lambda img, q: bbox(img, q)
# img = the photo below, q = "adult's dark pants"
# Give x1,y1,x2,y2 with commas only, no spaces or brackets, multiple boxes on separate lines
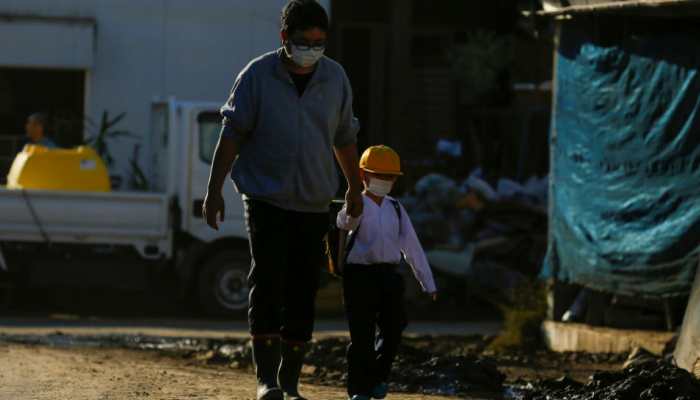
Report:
245,199,328,343
343,263,408,397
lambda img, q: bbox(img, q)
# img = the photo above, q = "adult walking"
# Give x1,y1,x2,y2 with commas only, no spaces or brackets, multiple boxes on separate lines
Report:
202,1,362,399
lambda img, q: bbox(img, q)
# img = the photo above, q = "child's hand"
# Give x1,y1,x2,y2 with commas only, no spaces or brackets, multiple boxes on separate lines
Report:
429,292,438,302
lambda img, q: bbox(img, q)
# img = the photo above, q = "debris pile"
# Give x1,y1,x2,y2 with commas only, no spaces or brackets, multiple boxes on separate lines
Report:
303,337,504,396
517,355,700,400
401,171,548,302
392,349,504,395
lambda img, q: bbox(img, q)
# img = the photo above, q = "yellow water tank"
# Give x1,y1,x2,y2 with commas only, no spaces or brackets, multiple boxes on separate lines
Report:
6,145,111,192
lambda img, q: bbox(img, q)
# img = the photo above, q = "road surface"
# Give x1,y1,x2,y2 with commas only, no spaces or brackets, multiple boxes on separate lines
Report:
0,344,466,400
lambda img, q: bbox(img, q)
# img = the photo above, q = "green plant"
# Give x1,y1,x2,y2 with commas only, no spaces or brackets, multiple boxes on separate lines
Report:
488,279,547,352
128,144,149,191
129,159,149,190
84,111,150,190
84,111,136,166
450,30,514,105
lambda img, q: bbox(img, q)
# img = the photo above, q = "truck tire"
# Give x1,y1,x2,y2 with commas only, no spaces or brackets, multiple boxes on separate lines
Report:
197,249,251,317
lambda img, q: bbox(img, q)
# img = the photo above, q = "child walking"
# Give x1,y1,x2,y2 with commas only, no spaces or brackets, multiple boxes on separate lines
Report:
337,145,438,400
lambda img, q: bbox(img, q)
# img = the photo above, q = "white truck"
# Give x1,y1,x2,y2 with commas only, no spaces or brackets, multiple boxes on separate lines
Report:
0,99,254,316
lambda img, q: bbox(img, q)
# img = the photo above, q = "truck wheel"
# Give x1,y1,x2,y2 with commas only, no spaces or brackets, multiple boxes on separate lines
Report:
197,249,250,317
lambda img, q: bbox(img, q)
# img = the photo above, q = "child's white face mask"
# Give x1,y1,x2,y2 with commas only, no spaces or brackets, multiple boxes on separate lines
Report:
367,178,393,197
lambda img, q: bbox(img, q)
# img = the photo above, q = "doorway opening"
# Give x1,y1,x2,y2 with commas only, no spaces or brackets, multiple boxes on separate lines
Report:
0,67,85,183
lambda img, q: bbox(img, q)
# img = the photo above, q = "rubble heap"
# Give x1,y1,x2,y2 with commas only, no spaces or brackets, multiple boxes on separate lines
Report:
519,359,700,400
303,337,505,396
401,171,548,303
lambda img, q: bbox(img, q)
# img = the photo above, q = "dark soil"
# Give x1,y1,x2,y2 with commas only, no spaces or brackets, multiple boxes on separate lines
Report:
515,359,700,400
302,336,505,397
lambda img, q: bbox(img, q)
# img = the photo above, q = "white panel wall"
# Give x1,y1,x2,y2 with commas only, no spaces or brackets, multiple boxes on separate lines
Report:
0,0,93,18
0,18,94,69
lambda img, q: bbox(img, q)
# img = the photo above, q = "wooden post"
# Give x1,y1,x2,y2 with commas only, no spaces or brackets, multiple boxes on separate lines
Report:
663,298,674,332
385,0,412,152
368,25,387,146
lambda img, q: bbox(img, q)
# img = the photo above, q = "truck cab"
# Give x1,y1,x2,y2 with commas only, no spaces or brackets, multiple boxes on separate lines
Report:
151,98,252,316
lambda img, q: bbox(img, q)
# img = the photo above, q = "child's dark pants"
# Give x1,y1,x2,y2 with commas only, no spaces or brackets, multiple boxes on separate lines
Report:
343,263,408,397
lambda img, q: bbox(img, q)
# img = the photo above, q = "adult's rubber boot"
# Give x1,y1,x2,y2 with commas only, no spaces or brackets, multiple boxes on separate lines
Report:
278,341,307,400
252,337,284,400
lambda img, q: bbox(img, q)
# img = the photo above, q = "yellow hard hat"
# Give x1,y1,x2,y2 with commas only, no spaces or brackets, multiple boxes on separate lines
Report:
359,145,403,175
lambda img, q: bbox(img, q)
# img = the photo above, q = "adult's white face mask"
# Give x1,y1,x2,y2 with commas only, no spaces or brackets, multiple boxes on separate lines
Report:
367,178,394,197
286,43,325,68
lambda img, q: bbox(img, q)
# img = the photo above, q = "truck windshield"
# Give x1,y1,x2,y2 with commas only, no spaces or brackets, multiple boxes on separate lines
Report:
198,112,220,164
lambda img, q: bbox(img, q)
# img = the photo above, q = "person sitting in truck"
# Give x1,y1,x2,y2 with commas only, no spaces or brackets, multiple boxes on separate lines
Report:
202,1,363,399
25,113,58,149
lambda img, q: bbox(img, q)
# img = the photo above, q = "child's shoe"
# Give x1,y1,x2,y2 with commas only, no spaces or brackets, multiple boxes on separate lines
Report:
371,383,389,399
349,396,370,400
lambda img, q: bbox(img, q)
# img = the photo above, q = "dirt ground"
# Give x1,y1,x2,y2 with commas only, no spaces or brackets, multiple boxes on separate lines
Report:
0,344,456,400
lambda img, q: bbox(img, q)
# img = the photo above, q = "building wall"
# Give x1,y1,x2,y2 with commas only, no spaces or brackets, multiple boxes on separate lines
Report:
0,0,330,187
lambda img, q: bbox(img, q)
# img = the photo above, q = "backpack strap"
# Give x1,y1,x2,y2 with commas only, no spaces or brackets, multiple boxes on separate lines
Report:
390,198,402,236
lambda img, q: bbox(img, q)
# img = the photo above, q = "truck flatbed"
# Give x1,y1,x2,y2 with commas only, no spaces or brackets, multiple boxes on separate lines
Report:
0,187,171,260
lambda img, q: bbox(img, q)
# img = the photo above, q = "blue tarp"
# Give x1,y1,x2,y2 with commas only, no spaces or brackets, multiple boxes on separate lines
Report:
543,22,700,297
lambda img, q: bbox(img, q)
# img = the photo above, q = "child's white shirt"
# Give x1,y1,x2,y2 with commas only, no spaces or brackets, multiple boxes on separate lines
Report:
336,194,437,293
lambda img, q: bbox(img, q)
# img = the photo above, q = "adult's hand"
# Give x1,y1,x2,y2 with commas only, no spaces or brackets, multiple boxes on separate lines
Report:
334,143,364,217
203,135,240,231
345,187,364,218
203,190,225,230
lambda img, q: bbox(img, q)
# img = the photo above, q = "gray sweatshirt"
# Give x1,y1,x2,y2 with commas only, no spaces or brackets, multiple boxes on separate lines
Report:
220,49,360,213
